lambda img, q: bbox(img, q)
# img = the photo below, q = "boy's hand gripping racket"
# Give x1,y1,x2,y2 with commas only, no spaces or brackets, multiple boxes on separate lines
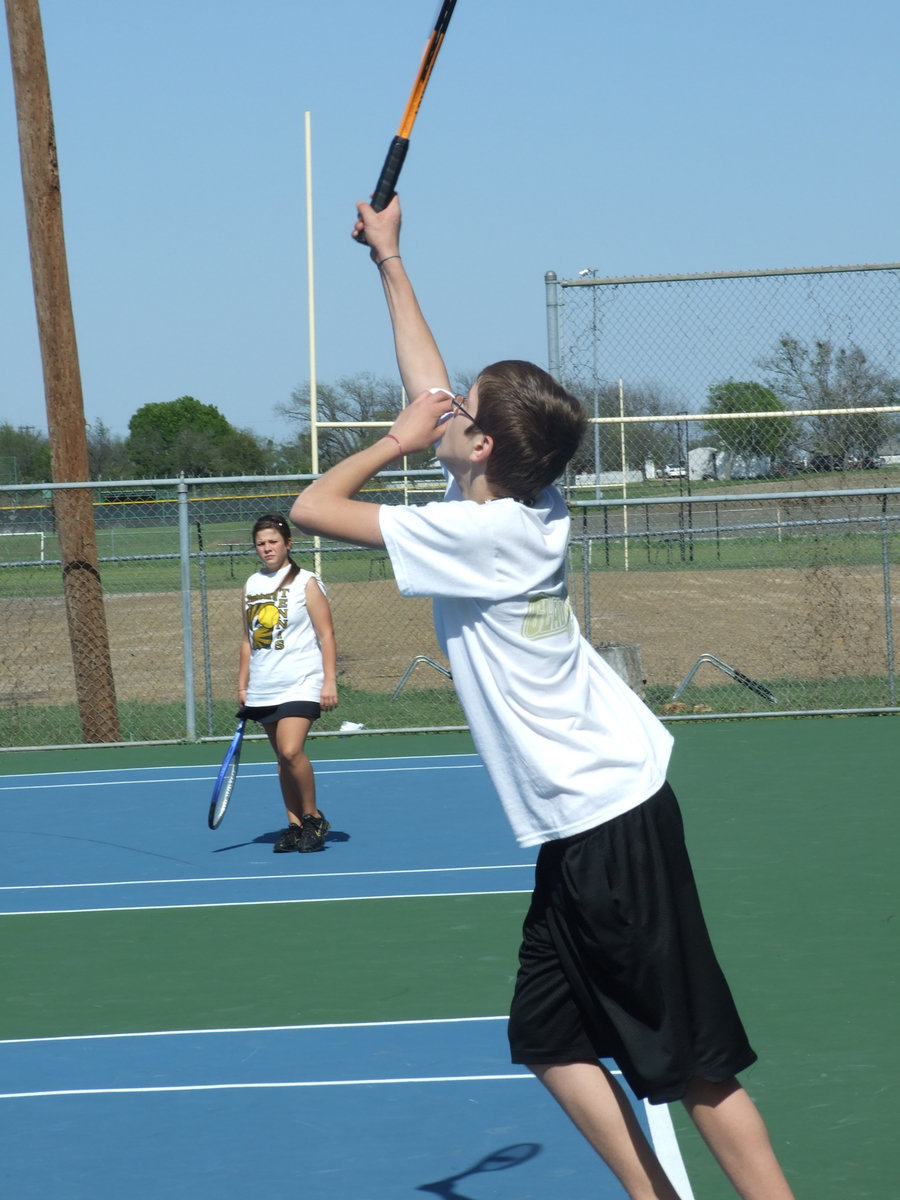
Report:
208,717,246,829
356,0,458,243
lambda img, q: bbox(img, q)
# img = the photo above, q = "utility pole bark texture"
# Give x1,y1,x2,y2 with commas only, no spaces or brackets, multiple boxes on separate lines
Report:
5,0,120,741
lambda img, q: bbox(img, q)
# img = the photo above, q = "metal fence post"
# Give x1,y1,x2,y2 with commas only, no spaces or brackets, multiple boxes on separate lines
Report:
880,494,896,706
177,475,196,739
545,271,561,382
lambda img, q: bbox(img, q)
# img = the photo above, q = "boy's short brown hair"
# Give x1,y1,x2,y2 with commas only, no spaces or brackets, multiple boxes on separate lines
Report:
473,360,587,502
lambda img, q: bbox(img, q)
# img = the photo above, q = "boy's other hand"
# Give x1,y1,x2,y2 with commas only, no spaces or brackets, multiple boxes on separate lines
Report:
389,387,454,454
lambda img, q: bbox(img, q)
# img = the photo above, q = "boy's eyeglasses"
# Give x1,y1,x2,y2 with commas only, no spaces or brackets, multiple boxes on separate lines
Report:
451,395,484,432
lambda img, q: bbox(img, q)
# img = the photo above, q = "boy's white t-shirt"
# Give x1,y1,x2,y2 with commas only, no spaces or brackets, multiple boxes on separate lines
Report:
244,564,326,705
379,484,673,847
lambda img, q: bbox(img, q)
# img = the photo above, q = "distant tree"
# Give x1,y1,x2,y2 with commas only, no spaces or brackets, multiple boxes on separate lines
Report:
762,336,900,465
125,396,267,477
281,373,414,469
568,380,681,476
0,423,51,483
701,380,795,477
217,428,268,476
86,419,130,480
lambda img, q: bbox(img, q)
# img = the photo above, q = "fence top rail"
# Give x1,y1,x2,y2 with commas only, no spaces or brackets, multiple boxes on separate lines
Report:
0,467,445,496
554,262,900,286
570,484,900,509
589,406,900,426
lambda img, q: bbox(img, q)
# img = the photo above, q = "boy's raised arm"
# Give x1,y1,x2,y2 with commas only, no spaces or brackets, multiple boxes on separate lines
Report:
291,388,452,547
353,197,452,400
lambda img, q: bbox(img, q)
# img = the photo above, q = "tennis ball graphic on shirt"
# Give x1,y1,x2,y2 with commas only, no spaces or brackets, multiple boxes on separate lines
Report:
256,604,280,628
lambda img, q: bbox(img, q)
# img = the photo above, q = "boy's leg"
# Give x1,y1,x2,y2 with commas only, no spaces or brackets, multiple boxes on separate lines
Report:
681,1077,795,1200
529,1061,683,1200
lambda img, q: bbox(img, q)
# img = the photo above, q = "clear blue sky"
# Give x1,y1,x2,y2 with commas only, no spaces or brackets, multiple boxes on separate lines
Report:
2,0,897,441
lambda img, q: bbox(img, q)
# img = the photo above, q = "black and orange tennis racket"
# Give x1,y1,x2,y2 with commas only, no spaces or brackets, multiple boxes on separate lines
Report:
358,0,458,239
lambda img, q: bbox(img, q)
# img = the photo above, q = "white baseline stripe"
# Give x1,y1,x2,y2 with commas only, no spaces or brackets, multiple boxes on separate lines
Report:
0,1014,511,1047
0,760,481,792
0,753,478,786
1,1073,538,1100
0,863,533,894
0,887,531,918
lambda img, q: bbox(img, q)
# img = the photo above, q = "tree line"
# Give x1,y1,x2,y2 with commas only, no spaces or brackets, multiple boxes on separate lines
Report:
2,336,897,487
0,373,428,485
568,335,900,478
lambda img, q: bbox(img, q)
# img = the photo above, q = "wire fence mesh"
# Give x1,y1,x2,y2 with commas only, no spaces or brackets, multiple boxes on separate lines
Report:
3,264,898,747
1,470,898,749
546,262,900,486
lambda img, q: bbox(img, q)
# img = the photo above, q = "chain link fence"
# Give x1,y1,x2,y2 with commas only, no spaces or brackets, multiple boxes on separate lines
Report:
539,261,900,718
546,262,900,485
0,474,463,750
1,469,898,750
570,488,898,717
2,264,898,748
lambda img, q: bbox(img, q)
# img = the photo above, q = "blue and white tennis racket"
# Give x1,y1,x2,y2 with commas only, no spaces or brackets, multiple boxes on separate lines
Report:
207,718,246,829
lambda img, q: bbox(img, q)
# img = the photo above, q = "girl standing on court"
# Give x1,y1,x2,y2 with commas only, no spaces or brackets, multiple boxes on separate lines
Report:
237,513,338,852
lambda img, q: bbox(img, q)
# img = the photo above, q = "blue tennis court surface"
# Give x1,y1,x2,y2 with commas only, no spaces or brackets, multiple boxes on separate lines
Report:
0,756,535,913
0,752,694,1198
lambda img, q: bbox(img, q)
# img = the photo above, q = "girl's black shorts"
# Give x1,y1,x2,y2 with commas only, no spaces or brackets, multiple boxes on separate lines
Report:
507,782,757,1104
237,701,321,725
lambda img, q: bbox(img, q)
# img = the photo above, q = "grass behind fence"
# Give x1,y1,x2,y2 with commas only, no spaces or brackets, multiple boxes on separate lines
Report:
0,687,468,749
4,676,897,750
4,525,898,600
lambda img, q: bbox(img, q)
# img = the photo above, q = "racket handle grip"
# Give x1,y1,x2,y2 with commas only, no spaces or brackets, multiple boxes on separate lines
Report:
372,136,409,210
356,136,409,246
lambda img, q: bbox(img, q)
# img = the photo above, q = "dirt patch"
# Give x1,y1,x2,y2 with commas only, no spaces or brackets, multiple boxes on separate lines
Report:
4,564,897,711
587,564,897,685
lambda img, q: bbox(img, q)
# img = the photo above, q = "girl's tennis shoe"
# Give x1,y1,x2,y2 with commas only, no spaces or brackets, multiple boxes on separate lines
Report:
297,811,330,852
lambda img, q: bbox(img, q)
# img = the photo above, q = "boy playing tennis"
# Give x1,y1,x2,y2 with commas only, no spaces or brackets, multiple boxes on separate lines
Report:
290,197,795,1200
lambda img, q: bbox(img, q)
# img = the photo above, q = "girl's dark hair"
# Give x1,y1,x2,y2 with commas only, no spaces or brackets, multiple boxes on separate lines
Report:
251,513,300,586
472,360,587,502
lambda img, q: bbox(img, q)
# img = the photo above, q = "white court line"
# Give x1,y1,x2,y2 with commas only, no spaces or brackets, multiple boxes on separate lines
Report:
0,755,481,790
0,1014,510,1046
0,762,482,793
0,1020,689,1195
0,886,531,918
1,1074,537,1100
0,862,533,893
645,1103,697,1200
0,752,478,779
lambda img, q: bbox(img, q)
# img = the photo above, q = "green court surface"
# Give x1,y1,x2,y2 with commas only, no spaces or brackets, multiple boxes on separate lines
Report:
1,894,526,1039
666,717,897,1200
2,716,896,1199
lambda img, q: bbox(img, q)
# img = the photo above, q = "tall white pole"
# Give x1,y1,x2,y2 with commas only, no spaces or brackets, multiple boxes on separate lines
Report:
304,111,318,475
304,111,322,576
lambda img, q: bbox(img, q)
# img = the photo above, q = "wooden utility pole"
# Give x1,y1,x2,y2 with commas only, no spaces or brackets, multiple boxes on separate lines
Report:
5,0,119,742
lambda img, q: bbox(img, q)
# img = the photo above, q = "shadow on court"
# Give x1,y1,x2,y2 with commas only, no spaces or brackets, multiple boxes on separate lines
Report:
417,1143,540,1197
211,826,352,853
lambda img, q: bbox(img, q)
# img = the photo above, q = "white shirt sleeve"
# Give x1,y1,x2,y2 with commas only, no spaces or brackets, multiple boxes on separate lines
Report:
379,492,569,602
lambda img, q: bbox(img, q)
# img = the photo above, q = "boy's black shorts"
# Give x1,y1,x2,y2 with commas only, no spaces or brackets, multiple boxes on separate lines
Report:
507,782,757,1104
